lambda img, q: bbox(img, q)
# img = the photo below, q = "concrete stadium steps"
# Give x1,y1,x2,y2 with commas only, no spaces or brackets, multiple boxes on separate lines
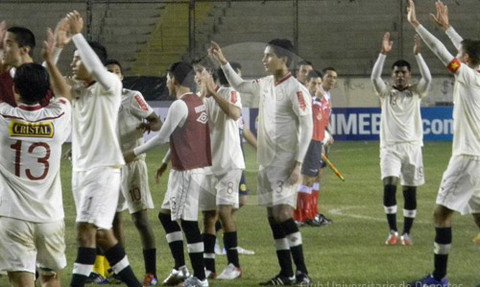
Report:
131,2,214,76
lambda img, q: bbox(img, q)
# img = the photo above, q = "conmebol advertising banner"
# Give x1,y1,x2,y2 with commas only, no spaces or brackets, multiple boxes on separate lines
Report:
247,107,453,142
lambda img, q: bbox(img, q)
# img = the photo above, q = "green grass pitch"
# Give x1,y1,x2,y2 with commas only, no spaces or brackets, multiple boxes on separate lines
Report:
1,141,478,286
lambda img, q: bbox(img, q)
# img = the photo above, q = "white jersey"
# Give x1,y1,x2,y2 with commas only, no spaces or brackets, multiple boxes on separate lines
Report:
71,78,124,171
221,64,312,166
449,60,480,156
371,53,431,148
0,98,71,222
118,88,154,160
204,86,245,175
256,74,312,166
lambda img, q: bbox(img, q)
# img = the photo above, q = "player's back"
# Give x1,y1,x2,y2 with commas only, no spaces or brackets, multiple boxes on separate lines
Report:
0,99,71,222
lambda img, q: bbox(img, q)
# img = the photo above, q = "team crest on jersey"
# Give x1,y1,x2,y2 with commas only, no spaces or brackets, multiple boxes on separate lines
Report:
297,91,306,111
9,121,54,138
197,112,208,124
195,105,206,113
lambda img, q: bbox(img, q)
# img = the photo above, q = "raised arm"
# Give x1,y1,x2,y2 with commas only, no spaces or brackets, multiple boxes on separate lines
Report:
431,0,462,51
408,0,454,66
42,28,71,101
67,11,117,90
131,100,188,157
209,41,259,94
202,77,241,120
413,35,432,95
371,32,391,94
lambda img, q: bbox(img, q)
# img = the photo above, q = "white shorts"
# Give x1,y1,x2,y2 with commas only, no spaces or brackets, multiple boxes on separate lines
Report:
73,167,121,229
257,164,297,208
161,167,209,221
380,143,425,186
117,160,154,214
0,217,66,274
199,169,242,211
436,155,480,215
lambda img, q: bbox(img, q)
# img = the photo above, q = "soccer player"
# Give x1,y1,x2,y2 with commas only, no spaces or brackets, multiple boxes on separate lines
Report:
0,34,71,287
371,31,431,246
62,11,142,287
124,61,211,287
198,67,244,280
0,24,56,106
295,60,313,85
294,70,332,227
209,39,313,285
406,1,480,286
106,59,162,286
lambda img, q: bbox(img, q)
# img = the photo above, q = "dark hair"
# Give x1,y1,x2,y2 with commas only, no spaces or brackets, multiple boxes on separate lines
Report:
14,63,50,105
267,38,294,66
192,56,215,74
105,59,123,74
391,60,411,72
322,66,337,74
230,62,242,73
168,62,195,89
88,41,108,65
296,60,313,69
306,70,323,83
216,68,229,86
7,26,36,56
462,39,480,67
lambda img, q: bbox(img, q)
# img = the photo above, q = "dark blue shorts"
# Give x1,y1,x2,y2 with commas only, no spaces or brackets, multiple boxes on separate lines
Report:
301,140,323,177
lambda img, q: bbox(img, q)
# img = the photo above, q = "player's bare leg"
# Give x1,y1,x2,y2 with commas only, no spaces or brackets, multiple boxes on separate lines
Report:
40,271,62,287
472,213,480,244
8,271,35,287
112,212,125,246
131,209,157,285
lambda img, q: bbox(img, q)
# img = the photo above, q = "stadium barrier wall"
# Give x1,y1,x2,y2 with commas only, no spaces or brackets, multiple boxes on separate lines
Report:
144,106,453,143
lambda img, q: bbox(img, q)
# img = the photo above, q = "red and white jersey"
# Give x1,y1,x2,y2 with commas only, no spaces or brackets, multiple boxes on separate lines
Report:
312,95,331,142
117,88,154,159
71,77,125,171
255,74,312,166
204,86,245,175
0,98,71,222
170,93,212,171
447,59,480,156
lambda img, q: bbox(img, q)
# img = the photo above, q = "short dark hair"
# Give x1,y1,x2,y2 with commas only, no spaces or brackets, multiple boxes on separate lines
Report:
192,56,216,74
296,60,313,69
216,68,229,86
230,62,242,73
391,60,411,72
322,66,337,74
306,70,322,83
462,39,480,67
7,26,36,56
105,59,123,74
88,41,108,65
14,63,50,105
267,39,294,66
168,62,195,89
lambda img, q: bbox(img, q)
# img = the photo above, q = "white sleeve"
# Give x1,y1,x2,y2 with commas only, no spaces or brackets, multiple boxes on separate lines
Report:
415,53,432,97
370,53,388,95
296,115,313,163
221,62,260,95
133,100,188,155
445,26,463,51
72,34,115,90
416,25,455,66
